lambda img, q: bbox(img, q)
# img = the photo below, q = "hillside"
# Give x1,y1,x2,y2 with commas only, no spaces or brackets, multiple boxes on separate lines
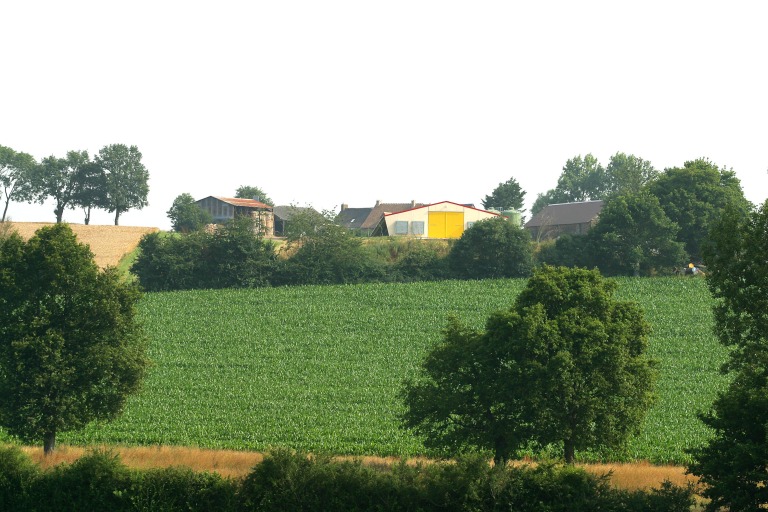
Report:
7,222,158,268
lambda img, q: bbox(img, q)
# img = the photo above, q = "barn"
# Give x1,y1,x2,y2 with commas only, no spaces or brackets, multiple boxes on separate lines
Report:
196,196,275,237
524,200,603,241
381,201,501,238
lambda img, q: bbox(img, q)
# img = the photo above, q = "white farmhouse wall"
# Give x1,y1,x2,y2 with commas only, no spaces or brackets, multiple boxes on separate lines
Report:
384,202,500,238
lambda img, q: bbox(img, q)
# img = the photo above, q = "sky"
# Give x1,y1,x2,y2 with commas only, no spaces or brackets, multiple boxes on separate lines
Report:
2,1,767,230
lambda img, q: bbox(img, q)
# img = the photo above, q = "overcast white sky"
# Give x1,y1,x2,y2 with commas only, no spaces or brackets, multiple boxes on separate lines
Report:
2,1,767,230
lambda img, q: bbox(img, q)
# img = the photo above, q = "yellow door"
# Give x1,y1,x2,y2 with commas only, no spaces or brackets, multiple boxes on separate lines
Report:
428,212,465,238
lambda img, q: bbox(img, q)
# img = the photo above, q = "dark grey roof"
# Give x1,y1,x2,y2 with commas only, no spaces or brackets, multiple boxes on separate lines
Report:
336,208,372,230
361,202,426,230
273,205,319,221
524,200,604,228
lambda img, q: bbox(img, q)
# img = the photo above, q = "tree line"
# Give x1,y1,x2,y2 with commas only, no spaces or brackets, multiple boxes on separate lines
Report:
0,143,149,225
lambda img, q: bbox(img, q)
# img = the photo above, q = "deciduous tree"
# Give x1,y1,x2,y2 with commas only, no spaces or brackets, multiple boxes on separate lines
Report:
0,224,149,454
402,266,656,465
688,200,768,510
167,193,212,233
31,150,91,223
235,185,273,206
0,145,37,223
97,144,149,225
448,217,532,280
481,177,525,212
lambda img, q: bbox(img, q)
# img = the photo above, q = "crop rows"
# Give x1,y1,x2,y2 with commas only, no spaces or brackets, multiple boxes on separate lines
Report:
56,277,726,464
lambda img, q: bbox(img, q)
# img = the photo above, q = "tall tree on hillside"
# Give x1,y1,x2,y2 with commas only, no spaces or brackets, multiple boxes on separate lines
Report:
0,224,149,454
31,150,92,223
531,154,604,215
648,158,750,261
97,144,149,225
402,265,656,464
688,201,768,510
0,145,37,223
72,160,107,225
235,185,273,206
482,177,526,212
603,152,658,197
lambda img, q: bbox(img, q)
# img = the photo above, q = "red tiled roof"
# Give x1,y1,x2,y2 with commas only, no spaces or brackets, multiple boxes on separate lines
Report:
212,196,273,209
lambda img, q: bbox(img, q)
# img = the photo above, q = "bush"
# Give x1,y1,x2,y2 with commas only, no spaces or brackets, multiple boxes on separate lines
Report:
131,466,238,512
0,445,39,511
448,218,533,280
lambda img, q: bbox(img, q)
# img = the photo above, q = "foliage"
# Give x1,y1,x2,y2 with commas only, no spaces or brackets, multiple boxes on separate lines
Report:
71,159,107,225
534,234,591,268
37,277,726,465
0,144,37,223
532,154,604,215
280,205,329,242
96,144,149,225
649,158,751,261
448,217,533,279
402,266,656,464
131,217,277,291
481,176,526,211
32,150,92,223
235,184,273,206
603,152,658,198
687,200,768,510
0,224,149,454
585,192,687,276
167,193,213,233
275,222,385,285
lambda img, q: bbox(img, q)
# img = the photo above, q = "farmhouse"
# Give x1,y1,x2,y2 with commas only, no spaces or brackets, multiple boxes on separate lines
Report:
524,200,603,241
336,200,426,236
196,196,274,237
381,201,501,238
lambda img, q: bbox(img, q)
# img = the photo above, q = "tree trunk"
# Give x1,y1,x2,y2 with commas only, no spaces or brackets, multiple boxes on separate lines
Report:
43,431,56,456
2,199,9,222
84,206,91,225
114,209,120,226
493,435,509,467
55,205,64,223
564,438,575,464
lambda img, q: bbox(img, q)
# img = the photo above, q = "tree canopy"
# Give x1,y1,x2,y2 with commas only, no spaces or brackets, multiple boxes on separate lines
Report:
167,193,212,233
481,177,525,212
96,144,149,225
235,185,273,206
586,192,686,276
31,150,92,223
649,158,750,262
0,145,37,223
0,224,149,454
687,200,768,510
401,265,656,464
448,217,532,280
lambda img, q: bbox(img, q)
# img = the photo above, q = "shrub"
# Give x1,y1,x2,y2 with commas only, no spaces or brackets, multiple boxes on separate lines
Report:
0,445,39,511
131,466,238,512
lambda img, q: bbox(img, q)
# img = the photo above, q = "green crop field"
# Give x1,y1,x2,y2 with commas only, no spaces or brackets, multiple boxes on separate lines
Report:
38,277,729,464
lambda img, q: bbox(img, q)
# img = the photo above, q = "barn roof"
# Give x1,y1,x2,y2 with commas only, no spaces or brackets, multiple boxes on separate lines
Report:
336,207,372,230
383,201,499,217
207,196,273,209
524,200,604,228
273,205,319,220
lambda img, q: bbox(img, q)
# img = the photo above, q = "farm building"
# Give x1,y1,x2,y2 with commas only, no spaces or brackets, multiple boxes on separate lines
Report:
196,196,275,237
381,201,501,238
336,200,426,236
273,205,321,237
524,200,603,241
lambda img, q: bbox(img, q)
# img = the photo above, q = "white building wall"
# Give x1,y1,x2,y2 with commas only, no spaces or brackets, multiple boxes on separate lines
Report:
384,202,500,238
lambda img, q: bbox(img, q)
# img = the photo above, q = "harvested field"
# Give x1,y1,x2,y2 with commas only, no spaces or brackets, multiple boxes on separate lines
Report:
7,222,158,268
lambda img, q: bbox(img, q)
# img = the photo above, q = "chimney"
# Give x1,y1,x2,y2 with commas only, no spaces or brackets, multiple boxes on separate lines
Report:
410,200,416,208
341,203,348,211
375,200,381,207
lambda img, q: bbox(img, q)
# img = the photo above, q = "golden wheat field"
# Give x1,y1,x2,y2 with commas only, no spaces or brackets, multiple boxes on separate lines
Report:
7,222,158,268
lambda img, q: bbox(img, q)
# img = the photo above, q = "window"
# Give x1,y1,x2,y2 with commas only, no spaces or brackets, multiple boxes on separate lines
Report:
411,221,425,235
394,221,408,235
466,221,475,229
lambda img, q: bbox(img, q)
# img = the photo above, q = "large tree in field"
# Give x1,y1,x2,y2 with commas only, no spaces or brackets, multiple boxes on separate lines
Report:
31,150,92,223
481,177,525,212
0,224,149,455
401,265,656,465
586,192,686,276
97,144,149,225
72,160,107,225
0,145,37,223
688,201,768,510
649,158,750,262
235,185,273,206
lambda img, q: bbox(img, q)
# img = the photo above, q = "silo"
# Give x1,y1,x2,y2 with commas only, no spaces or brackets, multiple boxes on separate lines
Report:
503,210,522,227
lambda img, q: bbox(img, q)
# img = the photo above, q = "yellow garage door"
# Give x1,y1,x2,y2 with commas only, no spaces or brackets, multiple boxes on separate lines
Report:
428,212,465,238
